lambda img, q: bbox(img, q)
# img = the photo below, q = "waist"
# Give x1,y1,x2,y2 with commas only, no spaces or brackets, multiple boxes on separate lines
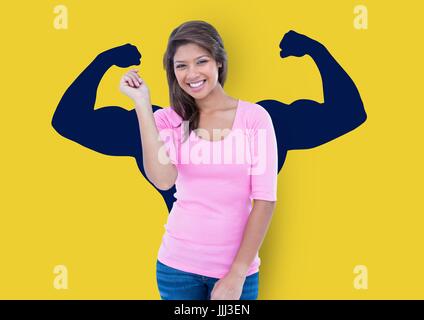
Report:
166,201,250,245
158,232,261,278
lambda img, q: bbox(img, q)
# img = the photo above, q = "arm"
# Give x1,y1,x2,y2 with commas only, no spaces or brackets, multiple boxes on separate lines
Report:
51,44,143,157
210,200,276,300
121,70,178,190
211,106,278,300
230,200,276,276
258,30,367,151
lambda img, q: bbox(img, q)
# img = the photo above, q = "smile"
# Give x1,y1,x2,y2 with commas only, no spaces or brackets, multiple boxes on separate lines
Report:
187,80,206,91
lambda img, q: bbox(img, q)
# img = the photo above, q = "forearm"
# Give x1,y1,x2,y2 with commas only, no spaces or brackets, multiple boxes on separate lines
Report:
135,101,177,190
230,200,276,277
58,53,111,114
52,53,112,132
308,41,365,115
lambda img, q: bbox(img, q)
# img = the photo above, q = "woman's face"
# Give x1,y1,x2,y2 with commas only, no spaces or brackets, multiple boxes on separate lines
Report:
173,43,222,100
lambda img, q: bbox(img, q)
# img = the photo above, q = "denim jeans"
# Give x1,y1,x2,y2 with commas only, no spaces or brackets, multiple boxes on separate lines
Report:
156,259,259,300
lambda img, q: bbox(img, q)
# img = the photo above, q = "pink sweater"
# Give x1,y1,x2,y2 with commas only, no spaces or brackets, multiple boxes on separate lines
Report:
153,99,278,278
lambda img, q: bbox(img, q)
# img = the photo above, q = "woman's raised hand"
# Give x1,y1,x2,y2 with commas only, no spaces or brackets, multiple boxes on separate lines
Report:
119,69,151,106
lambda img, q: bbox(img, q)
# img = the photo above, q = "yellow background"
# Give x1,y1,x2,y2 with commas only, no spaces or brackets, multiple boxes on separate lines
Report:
1,0,423,299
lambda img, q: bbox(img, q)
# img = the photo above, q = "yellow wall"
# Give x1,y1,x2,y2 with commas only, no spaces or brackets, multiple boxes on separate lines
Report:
1,0,423,299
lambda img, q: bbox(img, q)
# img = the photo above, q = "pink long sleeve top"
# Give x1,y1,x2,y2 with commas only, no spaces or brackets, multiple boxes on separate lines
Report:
153,99,278,278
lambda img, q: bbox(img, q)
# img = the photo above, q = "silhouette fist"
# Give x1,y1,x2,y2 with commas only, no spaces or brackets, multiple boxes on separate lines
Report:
279,30,316,58
100,43,142,68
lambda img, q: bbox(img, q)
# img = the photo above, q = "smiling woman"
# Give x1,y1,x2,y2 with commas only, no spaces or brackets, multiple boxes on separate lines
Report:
50,10,368,299
162,21,230,143
173,50,219,95
118,20,278,300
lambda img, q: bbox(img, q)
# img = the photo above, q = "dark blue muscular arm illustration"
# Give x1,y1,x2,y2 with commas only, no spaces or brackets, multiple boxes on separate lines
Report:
51,32,366,213
51,44,143,156
51,44,177,211
257,31,367,170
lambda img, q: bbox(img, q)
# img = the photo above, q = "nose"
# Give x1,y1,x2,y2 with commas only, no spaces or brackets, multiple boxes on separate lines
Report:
186,65,201,81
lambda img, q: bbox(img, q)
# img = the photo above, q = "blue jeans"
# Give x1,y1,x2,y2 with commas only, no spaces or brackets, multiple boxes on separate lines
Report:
156,259,259,300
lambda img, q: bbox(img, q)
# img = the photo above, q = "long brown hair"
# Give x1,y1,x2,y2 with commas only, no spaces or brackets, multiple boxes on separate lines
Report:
163,20,228,142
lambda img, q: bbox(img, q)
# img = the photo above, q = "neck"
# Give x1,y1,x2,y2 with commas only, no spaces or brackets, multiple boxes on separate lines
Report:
195,84,232,114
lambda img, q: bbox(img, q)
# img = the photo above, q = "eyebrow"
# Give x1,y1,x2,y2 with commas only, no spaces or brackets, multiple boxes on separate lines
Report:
174,55,210,64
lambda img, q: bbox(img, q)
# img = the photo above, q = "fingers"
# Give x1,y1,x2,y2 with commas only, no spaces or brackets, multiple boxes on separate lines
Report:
280,50,290,58
129,70,143,86
123,74,135,87
123,75,135,87
128,44,142,65
123,70,143,88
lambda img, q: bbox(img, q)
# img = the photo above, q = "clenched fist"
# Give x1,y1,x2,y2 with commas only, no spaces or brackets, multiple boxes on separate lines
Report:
100,43,142,68
119,69,151,105
279,30,318,58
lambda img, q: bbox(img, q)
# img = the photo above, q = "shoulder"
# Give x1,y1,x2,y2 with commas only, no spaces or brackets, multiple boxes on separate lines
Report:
239,100,273,128
153,106,183,128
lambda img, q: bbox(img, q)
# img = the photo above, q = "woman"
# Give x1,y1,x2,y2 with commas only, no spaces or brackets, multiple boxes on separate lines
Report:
120,20,278,300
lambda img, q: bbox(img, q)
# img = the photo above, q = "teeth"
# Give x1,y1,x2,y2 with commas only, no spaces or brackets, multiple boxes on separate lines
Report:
189,80,205,88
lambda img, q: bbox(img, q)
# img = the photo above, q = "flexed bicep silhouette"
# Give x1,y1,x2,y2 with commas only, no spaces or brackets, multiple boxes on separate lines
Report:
257,31,367,169
51,31,366,213
52,44,178,211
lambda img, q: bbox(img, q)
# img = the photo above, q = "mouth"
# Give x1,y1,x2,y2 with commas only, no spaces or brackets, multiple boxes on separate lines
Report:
187,79,206,92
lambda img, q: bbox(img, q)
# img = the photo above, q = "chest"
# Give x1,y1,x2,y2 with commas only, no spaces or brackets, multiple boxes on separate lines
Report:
197,109,236,141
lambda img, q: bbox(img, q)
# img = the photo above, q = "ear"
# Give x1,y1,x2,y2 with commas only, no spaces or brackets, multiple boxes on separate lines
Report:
218,62,222,68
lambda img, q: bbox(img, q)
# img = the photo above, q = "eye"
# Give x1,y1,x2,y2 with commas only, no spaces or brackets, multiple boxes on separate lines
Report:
175,60,207,69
